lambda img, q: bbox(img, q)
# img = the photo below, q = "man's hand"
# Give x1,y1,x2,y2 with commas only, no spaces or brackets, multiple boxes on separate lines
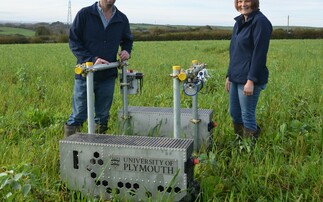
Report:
119,50,130,61
95,57,109,65
225,77,231,92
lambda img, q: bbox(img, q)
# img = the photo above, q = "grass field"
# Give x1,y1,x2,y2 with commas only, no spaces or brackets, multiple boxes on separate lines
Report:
0,26,35,37
0,39,322,201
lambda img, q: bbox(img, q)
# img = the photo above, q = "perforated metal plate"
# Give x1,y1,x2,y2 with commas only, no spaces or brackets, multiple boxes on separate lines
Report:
60,134,194,201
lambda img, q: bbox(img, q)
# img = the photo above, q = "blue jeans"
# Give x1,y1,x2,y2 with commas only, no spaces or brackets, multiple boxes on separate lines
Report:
229,82,266,131
67,78,116,126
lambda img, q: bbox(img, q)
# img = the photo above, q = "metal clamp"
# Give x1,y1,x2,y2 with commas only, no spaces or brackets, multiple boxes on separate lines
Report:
190,119,201,124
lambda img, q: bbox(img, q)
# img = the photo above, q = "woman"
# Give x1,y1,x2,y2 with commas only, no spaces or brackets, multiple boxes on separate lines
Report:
225,0,272,140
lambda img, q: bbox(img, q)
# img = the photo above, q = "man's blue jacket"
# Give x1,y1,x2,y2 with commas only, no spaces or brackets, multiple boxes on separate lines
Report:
69,3,133,81
227,9,272,85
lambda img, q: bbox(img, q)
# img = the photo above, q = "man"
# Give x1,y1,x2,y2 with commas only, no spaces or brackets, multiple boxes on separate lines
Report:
64,0,133,137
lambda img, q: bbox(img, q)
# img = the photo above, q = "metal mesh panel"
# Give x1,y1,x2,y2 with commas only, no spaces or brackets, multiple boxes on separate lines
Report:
62,133,193,150
118,106,213,150
127,106,212,115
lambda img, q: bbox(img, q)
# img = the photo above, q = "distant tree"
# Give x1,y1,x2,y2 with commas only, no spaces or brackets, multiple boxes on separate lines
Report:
205,25,213,30
35,26,51,36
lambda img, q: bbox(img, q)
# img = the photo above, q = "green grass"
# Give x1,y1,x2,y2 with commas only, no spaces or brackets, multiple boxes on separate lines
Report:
130,23,233,31
0,40,322,201
0,26,35,37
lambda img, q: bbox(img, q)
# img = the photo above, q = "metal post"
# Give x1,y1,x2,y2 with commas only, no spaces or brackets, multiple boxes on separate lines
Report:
83,62,120,134
192,94,199,151
86,62,95,134
173,66,181,139
121,64,129,134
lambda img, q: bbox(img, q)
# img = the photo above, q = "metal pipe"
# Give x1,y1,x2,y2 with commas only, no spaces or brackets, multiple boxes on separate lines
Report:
192,94,199,151
85,62,120,134
121,64,129,134
86,63,95,134
90,62,120,72
173,66,181,139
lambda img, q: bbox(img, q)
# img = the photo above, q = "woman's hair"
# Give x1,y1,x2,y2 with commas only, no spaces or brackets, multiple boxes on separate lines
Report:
234,0,259,11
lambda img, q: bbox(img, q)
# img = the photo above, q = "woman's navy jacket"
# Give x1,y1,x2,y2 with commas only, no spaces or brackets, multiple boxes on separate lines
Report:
227,9,272,85
69,3,133,81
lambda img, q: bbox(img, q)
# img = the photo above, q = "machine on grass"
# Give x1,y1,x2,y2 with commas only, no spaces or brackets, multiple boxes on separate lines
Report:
59,60,217,201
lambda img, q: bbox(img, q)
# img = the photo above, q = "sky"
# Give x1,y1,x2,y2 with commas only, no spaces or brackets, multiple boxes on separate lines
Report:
0,0,322,27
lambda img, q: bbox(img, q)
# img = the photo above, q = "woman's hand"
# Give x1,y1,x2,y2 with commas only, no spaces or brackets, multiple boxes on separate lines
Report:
244,80,254,96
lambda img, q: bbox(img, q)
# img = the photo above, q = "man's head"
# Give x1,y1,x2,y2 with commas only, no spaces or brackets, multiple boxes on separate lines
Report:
99,0,116,9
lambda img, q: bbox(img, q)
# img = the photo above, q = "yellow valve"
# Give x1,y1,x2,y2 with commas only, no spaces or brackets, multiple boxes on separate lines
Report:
85,62,93,67
192,60,198,65
172,65,181,71
178,71,187,81
75,66,84,75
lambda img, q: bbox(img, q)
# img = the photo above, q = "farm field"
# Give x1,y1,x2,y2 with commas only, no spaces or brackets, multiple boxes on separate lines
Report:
0,39,322,201
0,26,35,37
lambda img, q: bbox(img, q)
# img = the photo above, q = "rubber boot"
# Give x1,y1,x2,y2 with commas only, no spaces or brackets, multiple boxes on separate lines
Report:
64,124,81,138
233,122,244,139
243,126,261,145
95,124,108,134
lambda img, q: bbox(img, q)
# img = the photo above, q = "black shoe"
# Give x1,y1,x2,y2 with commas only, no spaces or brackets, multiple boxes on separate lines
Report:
95,124,108,134
64,124,81,138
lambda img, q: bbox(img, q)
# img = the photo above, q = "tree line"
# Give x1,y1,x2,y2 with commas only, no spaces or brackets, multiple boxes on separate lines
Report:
0,22,322,44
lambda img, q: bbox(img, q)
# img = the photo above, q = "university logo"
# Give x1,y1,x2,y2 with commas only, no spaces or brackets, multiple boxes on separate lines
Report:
110,157,120,168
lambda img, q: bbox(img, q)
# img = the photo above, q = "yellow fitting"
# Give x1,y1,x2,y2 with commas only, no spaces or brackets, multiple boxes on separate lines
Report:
172,65,181,71
192,60,198,65
85,62,93,67
178,71,187,81
74,66,83,75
